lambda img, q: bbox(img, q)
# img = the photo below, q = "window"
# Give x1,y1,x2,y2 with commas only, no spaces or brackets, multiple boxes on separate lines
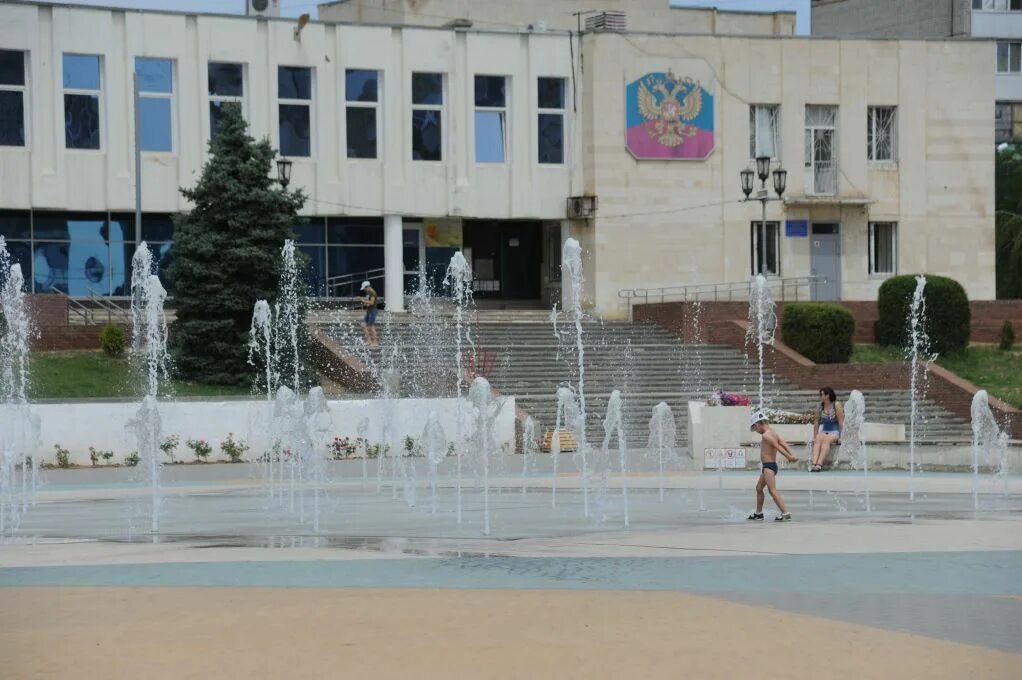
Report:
412,72,443,161
346,69,379,159
998,42,1022,73
208,62,244,139
749,104,779,160
995,101,1022,143
31,211,136,296
474,75,507,163
538,77,566,164
750,221,780,277
805,105,837,195
974,1,1022,10
867,106,896,162
134,58,173,152
278,66,312,157
869,222,897,276
63,53,101,150
0,50,26,147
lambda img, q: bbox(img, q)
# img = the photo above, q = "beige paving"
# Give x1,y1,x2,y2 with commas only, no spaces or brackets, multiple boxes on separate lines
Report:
1,587,1019,680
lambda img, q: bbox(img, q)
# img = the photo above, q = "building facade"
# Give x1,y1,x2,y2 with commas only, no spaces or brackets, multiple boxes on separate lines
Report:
0,1,997,319
813,0,1022,143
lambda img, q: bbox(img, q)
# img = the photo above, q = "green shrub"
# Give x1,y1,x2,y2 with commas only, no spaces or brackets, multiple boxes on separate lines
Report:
124,451,140,466
99,324,125,357
781,303,855,364
877,275,970,355
1001,320,1016,351
54,444,71,468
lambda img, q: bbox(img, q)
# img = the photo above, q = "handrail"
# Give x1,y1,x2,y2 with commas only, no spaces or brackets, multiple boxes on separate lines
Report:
87,287,133,325
324,267,386,299
49,287,93,325
619,276,821,307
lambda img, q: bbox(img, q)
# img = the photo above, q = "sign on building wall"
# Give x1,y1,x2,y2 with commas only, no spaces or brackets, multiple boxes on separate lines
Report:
626,67,715,160
424,218,463,248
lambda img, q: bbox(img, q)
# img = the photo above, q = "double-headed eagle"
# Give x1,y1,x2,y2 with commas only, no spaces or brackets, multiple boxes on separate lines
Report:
636,71,703,147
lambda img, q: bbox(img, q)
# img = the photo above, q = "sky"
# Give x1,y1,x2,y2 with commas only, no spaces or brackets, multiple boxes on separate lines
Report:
25,0,812,34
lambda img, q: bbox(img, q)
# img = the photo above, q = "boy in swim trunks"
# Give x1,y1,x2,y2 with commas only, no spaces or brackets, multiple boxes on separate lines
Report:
747,411,799,522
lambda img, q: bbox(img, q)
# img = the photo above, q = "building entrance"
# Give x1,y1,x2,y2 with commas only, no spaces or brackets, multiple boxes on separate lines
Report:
463,221,542,300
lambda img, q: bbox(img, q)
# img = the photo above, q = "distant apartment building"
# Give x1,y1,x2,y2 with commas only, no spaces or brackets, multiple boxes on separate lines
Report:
813,0,1022,143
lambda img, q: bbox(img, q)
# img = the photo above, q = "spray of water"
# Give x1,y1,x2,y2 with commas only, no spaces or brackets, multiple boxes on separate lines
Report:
422,411,447,513
469,377,495,535
746,275,777,409
906,275,930,501
602,390,629,527
304,386,331,533
647,401,678,503
445,252,473,524
843,390,870,513
562,238,591,517
971,390,1010,509
520,416,539,497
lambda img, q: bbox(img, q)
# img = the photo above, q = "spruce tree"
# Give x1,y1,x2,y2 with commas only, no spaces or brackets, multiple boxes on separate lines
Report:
169,103,306,385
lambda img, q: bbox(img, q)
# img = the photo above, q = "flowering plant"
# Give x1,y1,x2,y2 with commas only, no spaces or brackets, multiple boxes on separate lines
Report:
187,438,212,461
330,436,358,460
764,409,813,425
706,391,751,406
160,434,181,461
219,433,249,463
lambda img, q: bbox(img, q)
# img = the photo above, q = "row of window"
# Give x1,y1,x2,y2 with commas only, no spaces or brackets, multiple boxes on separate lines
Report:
750,221,897,278
0,49,568,164
974,0,1022,10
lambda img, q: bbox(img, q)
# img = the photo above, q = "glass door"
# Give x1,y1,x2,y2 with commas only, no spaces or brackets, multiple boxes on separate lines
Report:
402,223,425,294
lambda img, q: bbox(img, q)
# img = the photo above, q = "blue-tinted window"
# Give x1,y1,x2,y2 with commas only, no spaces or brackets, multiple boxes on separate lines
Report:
63,54,100,90
136,58,172,94
0,50,25,86
346,107,377,159
538,77,565,109
208,62,243,96
0,91,25,146
139,98,172,152
108,213,136,242
412,110,442,161
64,94,100,149
209,100,241,139
412,73,443,105
279,104,310,157
328,245,384,279
474,111,505,163
0,210,30,240
278,66,311,100
538,113,564,164
327,218,384,245
345,70,378,103
294,218,324,244
142,214,175,242
474,76,506,108
110,241,135,296
1,240,31,291
298,244,326,296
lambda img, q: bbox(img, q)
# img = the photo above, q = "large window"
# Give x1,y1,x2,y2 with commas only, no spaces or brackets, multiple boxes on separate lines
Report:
998,42,1022,73
538,77,565,164
63,53,101,150
869,222,897,277
750,221,780,277
867,106,896,162
805,105,837,195
749,104,779,160
30,212,135,296
0,50,26,147
346,69,379,159
475,75,507,163
974,1,1022,10
208,62,244,139
135,58,173,153
412,72,443,161
278,66,312,157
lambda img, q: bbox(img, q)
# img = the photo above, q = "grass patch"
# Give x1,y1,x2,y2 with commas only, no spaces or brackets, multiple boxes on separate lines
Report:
29,351,253,400
851,344,1022,409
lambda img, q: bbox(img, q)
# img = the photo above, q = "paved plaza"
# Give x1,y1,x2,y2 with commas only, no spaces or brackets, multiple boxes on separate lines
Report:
1,459,1020,679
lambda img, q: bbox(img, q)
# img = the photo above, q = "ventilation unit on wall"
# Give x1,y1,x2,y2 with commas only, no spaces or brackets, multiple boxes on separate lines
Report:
567,196,598,220
584,11,626,33
247,0,281,18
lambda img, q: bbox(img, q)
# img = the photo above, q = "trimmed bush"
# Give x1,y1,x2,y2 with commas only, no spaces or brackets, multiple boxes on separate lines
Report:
99,324,125,357
877,275,970,355
781,303,855,364
1001,320,1016,351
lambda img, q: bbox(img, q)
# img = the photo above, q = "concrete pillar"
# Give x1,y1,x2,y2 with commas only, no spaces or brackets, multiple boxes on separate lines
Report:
383,214,404,313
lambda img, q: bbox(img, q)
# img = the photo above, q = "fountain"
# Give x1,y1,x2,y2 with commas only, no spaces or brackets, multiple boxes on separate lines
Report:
128,243,170,535
445,251,473,524
843,390,870,513
971,390,1010,509
562,238,592,517
601,390,629,527
469,376,496,535
746,274,777,409
647,401,678,503
248,299,275,487
275,240,302,394
520,416,539,497
422,411,447,513
304,386,332,533
906,275,930,501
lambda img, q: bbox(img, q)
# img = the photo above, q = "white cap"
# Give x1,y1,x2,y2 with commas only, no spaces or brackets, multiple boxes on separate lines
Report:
360,281,370,290
749,410,768,431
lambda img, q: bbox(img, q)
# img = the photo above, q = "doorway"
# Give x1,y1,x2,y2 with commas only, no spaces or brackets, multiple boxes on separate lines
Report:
462,221,542,300
810,222,841,301
403,223,425,295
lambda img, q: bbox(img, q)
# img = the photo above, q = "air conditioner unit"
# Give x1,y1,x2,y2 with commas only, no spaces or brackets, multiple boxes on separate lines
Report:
247,0,281,18
567,195,598,220
584,11,626,33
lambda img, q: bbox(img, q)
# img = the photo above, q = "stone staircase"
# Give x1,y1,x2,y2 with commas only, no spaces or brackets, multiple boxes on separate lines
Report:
319,312,974,445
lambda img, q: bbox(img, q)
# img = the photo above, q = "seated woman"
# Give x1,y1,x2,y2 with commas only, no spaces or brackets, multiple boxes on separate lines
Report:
810,387,843,472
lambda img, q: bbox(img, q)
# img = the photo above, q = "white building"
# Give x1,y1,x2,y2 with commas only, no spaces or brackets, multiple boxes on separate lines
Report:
0,1,997,319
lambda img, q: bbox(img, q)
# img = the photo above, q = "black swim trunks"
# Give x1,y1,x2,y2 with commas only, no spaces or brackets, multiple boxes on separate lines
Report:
762,462,778,474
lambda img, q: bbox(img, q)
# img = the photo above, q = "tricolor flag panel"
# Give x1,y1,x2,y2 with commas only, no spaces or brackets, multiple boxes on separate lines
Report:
626,71,715,160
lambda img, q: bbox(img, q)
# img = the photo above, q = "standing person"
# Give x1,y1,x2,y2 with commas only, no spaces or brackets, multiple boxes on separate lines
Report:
360,280,379,348
747,411,799,522
810,387,843,472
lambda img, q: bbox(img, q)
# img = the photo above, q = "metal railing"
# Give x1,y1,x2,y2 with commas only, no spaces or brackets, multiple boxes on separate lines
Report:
86,287,133,325
324,267,386,300
49,287,94,325
619,276,821,308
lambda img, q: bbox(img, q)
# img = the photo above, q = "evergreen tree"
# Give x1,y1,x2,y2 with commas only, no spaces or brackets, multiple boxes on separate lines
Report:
996,145,1022,299
169,103,306,385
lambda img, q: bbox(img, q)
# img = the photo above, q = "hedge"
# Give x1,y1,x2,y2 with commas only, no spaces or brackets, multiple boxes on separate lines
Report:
781,303,855,364
877,274,970,355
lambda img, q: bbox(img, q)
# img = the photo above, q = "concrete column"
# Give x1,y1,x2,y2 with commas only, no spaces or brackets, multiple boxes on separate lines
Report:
384,214,404,313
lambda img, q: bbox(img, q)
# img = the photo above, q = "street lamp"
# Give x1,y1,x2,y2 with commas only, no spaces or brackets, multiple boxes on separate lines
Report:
741,155,786,275
276,158,293,188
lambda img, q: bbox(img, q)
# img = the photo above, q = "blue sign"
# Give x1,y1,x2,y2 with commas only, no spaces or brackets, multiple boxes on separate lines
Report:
786,220,808,237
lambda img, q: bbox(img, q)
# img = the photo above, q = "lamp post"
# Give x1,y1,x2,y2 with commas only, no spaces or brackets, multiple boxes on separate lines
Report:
741,155,787,276
276,158,293,189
